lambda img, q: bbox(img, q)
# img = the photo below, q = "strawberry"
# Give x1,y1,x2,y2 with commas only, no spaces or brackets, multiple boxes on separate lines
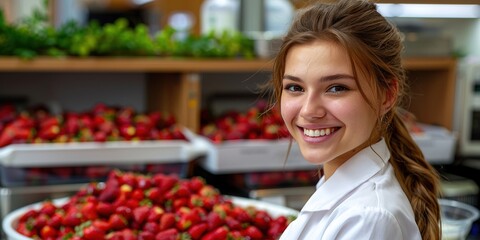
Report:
206,212,224,231
242,225,264,240
252,209,272,230
188,223,209,240
16,222,36,237
82,225,105,240
139,231,156,240
40,225,58,239
137,175,152,190
120,228,137,240
109,213,128,230
62,210,82,227
19,209,38,222
147,206,164,222
143,221,159,233
92,219,110,232
133,205,150,224
201,226,229,240
154,174,178,194
80,201,98,220
188,177,206,193
231,206,251,223
47,212,63,228
39,201,57,216
146,187,163,203
98,178,120,203
96,201,114,217
159,213,176,231
155,228,178,240
115,205,133,220
33,213,49,229
225,216,241,230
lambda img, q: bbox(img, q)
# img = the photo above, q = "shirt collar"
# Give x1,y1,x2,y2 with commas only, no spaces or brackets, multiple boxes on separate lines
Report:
302,138,390,212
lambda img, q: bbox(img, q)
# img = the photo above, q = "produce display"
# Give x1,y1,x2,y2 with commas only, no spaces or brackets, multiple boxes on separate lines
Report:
11,170,296,240
200,103,290,143
0,103,186,148
0,6,255,59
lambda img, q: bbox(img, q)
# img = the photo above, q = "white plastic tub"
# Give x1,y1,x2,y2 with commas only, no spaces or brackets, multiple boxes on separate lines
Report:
2,196,298,240
440,199,480,240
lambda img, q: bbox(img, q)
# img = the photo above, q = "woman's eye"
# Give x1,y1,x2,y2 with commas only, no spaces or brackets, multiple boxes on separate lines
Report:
327,85,348,93
284,84,304,92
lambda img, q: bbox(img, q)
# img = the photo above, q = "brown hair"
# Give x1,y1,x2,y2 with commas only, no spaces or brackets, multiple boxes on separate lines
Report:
269,0,441,239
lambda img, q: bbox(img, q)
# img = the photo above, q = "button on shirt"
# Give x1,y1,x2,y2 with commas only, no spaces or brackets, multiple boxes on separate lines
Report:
280,139,421,240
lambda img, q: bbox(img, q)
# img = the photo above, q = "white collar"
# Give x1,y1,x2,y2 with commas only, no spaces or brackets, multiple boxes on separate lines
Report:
303,139,390,212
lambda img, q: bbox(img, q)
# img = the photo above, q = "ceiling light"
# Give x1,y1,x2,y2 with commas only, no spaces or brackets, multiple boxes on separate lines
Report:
377,4,480,18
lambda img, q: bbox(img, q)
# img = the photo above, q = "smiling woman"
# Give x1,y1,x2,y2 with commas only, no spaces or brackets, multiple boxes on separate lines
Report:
266,0,441,239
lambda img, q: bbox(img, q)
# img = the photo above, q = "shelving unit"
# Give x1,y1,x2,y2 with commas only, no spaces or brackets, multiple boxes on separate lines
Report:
0,56,457,132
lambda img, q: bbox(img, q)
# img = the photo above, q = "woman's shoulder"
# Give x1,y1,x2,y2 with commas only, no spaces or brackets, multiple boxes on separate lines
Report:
336,164,416,222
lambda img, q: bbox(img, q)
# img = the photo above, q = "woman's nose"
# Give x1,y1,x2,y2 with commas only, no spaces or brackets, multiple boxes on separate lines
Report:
300,94,327,120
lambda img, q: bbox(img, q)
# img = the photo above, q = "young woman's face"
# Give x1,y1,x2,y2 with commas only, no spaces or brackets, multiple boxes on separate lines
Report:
281,41,378,171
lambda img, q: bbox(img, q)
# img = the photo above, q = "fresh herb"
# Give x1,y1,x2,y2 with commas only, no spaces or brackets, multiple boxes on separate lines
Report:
0,3,255,59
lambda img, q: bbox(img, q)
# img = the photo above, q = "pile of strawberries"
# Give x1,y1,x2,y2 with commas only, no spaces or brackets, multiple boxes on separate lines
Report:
14,170,295,240
0,103,186,147
200,102,290,143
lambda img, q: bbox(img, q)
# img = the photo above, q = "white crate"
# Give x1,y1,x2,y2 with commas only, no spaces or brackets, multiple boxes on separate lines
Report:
198,138,317,174
412,124,457,165
0,128,207,167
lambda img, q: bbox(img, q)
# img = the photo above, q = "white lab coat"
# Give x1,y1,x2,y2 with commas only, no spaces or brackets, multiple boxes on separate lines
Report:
280,139,422,240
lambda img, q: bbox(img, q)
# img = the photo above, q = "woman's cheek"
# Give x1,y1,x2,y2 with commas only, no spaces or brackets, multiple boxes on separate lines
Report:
281,98,299,127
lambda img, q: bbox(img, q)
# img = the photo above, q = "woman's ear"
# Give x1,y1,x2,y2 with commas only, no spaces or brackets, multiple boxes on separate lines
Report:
381,79,398,114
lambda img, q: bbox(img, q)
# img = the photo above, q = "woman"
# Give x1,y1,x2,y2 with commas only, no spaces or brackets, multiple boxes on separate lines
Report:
269,0,441,239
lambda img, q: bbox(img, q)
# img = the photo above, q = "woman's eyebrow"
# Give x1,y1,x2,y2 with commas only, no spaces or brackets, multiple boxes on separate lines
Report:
283,73,355,82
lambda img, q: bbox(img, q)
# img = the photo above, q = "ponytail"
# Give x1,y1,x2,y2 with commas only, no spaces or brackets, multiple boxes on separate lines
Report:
385,111,441,240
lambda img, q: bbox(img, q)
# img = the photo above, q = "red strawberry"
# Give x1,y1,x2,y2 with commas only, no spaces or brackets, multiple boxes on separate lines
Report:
40,225,58,239
242,225,263,240
159,213,176,231
252,210,272,230
188,223,209,240
201,226,229,240
231,206,251,222
206,212,224,231
19,209,38,222
137,176,152,190
146,187,163,203
109,213,128,230
16,222,36,237
225,216,241,230
33,213,49,229
133,205,150,224
80,201,98,220
143,221,159,233
139,231,156,240
188,177,205,193
115,205,133,220
155,228,178,240
96,201,114,217
92,219,111,232
47,212,63,228
83,225,105,240
147,206,164,222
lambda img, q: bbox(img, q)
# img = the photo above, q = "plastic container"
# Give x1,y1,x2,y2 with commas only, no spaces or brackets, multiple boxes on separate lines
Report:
0,129,208,186
264,0,295,37
200,0,240,35
439,198,480,240
411,123,457,164
2,196,298,240
199,138,318,174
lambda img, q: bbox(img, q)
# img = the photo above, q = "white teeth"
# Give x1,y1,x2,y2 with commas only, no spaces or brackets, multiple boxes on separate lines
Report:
304,128,336,137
